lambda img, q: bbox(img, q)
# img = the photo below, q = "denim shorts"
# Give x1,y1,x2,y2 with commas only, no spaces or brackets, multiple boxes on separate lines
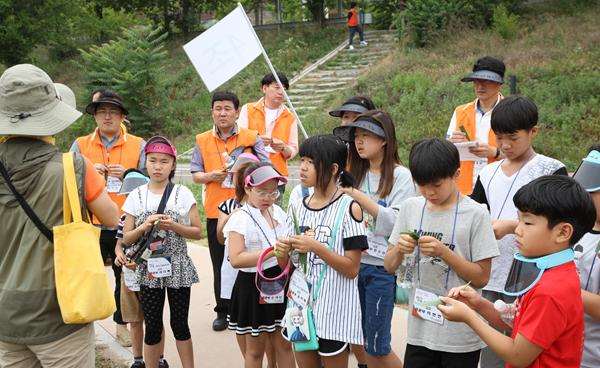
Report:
358,263,396,356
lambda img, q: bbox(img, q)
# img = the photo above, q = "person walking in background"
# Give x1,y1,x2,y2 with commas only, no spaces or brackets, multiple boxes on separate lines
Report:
347,2,367,50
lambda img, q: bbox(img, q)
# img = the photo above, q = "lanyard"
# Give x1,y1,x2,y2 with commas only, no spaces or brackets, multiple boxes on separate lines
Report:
242,205,278,245
364,171,387,206
415,191,460,290
301,189,339,273
486,154,536,219
585,252,597,291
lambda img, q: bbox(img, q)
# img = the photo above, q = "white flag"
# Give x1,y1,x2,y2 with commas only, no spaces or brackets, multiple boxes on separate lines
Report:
183,5,262,92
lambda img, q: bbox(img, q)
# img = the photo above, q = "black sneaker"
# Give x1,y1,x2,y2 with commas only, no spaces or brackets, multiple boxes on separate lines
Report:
130,362,145,368
159,359,169,368
212,315,228,331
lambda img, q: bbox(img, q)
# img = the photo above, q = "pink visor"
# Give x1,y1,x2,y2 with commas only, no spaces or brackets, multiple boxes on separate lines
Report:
145,136,177,157
230,152,259,173
244,165,287,187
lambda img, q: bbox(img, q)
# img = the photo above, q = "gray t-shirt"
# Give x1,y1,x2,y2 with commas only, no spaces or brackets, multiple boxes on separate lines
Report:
389,195,499,353
361,166,415,266
574,231,600,368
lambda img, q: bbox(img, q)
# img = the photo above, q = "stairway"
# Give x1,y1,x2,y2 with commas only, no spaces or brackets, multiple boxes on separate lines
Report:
288,30,397,114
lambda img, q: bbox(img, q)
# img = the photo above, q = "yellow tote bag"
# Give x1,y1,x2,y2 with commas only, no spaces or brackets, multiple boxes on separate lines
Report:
53,152,116,324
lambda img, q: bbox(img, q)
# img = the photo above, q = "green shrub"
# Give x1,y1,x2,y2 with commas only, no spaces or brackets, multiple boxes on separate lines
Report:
79,26,168,137
492,5,520,40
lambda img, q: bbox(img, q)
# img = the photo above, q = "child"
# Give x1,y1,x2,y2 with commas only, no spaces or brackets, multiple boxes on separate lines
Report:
470,95,566,367
572,146,600,367
439,175,595,367
224,162,294,368
329,96,376,126
333,110,414,368
122,136,202,368
384,138,499,368
278,134,368,368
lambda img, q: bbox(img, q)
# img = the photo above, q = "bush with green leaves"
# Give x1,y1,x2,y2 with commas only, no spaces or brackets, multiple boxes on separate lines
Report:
79,26,168,137
368,0,402,30
492,5,520,40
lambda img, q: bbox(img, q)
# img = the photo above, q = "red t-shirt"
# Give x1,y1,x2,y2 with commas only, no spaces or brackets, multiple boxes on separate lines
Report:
509,261,584,368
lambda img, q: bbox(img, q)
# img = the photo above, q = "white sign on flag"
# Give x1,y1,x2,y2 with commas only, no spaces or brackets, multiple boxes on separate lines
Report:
183,5,262,92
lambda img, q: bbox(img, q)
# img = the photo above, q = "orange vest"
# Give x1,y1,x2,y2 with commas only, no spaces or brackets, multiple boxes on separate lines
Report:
454,100,498,195
76,127,143,221
347,8,359,27
196,126,258,218
244,100,295,176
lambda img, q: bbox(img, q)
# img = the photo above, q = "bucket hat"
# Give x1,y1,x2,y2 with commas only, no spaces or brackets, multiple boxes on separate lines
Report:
0,64,82,136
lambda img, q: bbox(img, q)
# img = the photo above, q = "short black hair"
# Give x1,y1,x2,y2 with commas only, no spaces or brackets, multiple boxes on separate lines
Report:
491,95,538,134
299,134,353,192
212,91,240,110
350,2,357,8
409,138,460,186
261,72,289,90
513,175,595,246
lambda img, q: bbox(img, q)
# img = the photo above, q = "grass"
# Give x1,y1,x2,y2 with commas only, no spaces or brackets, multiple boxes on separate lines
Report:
304,1,600,170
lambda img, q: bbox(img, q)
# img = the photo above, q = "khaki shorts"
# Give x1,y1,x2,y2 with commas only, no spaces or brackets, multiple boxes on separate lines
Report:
0,324,94,368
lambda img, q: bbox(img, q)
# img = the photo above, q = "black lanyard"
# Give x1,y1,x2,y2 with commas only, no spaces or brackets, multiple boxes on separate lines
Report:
242,206,278,245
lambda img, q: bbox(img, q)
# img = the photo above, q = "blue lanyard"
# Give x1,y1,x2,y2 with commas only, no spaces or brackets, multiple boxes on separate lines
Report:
486,154,536,219
364,171,387,207
415,191,460,290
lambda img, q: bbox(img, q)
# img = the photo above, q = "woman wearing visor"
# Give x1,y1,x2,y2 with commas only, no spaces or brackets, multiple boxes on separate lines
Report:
438,175,595,368
572,147,600,368
329,96,376,126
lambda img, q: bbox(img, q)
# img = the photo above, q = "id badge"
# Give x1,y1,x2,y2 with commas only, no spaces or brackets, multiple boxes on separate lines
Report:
287,269,310,307
260,289,285,304
366,232,388,259
147,256,172,278
412,287,444,325
122,266,140,292
106,176,122,193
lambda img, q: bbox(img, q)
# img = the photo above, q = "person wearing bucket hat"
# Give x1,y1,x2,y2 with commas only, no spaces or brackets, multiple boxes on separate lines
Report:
122,134,201,368
572,145,600,367
0,64,119,367
70,88,146,347
447,56,506,195
191,91,269,331
329,95,376,126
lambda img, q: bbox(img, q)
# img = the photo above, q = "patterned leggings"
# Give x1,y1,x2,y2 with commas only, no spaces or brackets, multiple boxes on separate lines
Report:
139,286,191,345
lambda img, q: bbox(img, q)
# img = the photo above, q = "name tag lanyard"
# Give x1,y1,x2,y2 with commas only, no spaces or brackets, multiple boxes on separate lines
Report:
301,189,339,275
485,154,536,219
415,191,459,290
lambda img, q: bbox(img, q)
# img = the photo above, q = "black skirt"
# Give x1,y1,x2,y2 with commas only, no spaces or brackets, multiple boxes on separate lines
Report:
228,266,288,336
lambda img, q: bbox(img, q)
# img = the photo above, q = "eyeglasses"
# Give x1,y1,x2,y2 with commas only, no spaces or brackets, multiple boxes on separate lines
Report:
252,189,280,200
95,108,122,117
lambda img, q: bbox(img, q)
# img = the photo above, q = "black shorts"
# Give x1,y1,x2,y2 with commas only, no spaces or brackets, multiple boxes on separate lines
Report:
404,344,480,368
281,329,349,357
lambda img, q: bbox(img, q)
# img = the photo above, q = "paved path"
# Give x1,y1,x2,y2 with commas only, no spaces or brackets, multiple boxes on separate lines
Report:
98,243,408,367
174,163,300,188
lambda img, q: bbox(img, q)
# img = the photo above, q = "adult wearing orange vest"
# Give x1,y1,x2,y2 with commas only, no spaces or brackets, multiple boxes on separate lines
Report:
447,56,505,195
238,72,298,204
191,91,268,331
70,90,145,347
347,2,367,50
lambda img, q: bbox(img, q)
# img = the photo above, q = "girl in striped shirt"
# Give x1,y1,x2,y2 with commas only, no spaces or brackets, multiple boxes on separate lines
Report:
278,135,368,368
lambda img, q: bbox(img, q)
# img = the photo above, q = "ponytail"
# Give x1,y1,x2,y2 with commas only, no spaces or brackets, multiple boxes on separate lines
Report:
339,169,355,188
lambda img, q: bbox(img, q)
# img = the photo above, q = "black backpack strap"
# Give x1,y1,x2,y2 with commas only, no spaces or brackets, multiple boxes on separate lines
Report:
156,181,174,215
0,161,53,242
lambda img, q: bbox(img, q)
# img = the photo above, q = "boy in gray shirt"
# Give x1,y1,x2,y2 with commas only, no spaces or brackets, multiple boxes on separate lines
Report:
385,138,499,368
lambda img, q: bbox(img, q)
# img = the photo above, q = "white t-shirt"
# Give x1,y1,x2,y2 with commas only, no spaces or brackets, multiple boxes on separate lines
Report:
471,154,566,292
223,203,290,273
574,231,600,368
122,184,196,225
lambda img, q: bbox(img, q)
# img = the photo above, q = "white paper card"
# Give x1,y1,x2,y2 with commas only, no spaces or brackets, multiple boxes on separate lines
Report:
122,266,140,292
147,256,172,278
106,176,122,193
454,141,481,161
413,287,444,325
287,269,310,307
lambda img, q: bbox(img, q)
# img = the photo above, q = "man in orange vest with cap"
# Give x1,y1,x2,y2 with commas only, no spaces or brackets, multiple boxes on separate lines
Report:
238,71,298,205
191,91,268,331
447,56,505,195
70,90,145,347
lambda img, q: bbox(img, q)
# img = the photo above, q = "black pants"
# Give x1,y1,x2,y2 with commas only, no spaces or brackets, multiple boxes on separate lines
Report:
100,229,125,325
139,286,191,345
404,344,480,368
206,218,228,315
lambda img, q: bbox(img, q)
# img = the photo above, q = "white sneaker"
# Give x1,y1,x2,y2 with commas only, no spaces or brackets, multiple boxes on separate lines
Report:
360,41,368,46
348,45,354,50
